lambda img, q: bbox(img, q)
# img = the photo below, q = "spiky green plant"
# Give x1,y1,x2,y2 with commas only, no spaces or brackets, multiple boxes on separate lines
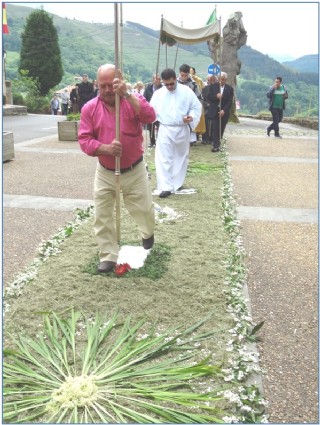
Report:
4,311,230,423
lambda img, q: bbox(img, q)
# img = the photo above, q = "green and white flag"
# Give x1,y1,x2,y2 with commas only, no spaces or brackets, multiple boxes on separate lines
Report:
206,8,217,25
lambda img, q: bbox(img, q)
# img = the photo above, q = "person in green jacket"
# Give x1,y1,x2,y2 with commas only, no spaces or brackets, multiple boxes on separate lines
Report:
266,76,289,138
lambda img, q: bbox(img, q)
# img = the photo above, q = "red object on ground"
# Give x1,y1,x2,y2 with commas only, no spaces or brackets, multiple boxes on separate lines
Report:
114,263,132,276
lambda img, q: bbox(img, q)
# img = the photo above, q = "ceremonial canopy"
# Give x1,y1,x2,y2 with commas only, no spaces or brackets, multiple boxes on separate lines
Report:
160,17,220,46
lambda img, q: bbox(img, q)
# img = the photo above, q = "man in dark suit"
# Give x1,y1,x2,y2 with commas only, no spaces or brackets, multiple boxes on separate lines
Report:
78,74,94,112
206,72,234,152
143,74,162,147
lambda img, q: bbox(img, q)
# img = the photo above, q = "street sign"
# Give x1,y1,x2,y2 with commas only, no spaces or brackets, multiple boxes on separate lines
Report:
208,64,221,75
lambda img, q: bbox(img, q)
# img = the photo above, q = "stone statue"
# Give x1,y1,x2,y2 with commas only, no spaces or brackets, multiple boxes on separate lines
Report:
207,33,221,65
221,12,247,87
207,11,247,122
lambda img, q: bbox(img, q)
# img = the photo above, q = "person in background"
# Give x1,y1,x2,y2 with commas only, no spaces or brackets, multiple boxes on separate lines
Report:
92,79,99,97
50,94,59,115
266,76,288,138
70,83,80,113
206,71,234,152
78,64,156,274
60,88,70,115
150,68,202,198
133,81,145,96
143,74,163,147
177,63,203,146
190,66,206,142
78,74,94,112
201,74,218,144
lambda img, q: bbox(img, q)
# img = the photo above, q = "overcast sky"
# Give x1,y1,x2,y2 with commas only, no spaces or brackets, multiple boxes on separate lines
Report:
13,1,319,60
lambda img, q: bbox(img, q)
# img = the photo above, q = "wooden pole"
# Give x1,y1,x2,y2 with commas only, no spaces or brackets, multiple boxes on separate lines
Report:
156,16,163,75
218,16,222,145
114,3,121,244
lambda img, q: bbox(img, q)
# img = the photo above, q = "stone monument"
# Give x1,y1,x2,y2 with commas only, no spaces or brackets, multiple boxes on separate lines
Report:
207,11,247,122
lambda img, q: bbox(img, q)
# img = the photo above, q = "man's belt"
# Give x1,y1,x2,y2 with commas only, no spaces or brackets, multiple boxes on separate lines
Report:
99,156,143,173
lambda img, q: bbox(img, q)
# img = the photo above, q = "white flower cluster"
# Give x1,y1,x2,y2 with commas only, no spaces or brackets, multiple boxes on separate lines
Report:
219,143,269,423
4,206,94,315
48,375,98,412
154,203,183,223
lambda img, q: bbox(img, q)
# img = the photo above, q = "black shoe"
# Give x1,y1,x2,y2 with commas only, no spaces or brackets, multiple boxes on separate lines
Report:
267,127,271,137
211,147,220,152
275,135,282,139
142,234,154,250
97,261,116,273
159,191,171,198
176,186,184,191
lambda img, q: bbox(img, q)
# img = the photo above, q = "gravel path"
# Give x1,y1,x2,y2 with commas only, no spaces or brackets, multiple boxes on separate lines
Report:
225,118,318,423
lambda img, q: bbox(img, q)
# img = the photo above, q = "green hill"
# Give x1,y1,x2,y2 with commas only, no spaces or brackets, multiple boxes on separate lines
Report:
282,54,318,74
3,4,319,117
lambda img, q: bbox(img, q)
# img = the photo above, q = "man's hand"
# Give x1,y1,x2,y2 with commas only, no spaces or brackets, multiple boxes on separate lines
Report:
109,140,122,157
95,139,122,157
112,70,128,97
183,115,193,123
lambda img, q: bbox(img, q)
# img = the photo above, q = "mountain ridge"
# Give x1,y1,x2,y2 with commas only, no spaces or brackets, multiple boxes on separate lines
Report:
4,4,319,117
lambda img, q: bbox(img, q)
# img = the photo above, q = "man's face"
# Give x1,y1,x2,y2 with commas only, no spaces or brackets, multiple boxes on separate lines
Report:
179,71,189,82
163,78,176,92
219,76,227,86
83,75,88,83
98,69,116,106
153,76,161,87
275,79,281,88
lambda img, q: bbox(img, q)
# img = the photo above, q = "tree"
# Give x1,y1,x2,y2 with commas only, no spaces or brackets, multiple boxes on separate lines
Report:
19,8,63,96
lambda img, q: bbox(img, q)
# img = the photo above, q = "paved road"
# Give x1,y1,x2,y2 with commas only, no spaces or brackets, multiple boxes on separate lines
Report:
3,114,66,143
225,118,318,423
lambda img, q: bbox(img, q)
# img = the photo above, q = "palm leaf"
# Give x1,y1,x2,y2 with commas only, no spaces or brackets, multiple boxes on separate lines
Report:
3,310,230,423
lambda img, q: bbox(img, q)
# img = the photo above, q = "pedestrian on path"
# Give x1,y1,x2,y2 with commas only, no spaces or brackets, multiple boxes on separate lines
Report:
50,95,59,115
60,89,70,115
266,76,289,138
78,64,156,274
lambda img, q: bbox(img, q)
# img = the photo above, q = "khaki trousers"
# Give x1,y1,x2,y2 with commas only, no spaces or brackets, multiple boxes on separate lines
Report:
94,161,155,262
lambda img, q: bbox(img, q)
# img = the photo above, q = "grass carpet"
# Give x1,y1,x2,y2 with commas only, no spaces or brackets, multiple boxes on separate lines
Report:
5,144,230,338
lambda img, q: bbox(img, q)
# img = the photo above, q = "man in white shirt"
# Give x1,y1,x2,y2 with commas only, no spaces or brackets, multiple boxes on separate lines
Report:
150,68,202,198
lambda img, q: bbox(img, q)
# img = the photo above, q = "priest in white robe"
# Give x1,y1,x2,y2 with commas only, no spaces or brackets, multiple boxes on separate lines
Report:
150,68,202,198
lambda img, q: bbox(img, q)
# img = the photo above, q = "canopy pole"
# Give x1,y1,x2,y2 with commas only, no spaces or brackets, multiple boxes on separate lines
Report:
156,15,163,75
114,2,121,245
173,44,179,71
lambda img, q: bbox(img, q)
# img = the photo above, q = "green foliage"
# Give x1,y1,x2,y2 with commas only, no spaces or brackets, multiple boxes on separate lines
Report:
4,310,228,423
11,69,49,113
66,113,81,121
19,8,63,96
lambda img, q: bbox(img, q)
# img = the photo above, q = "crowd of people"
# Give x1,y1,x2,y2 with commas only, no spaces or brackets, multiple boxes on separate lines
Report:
76,62,287,273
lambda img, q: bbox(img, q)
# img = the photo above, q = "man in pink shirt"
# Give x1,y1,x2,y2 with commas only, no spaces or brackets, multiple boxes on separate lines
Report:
78,64,156,273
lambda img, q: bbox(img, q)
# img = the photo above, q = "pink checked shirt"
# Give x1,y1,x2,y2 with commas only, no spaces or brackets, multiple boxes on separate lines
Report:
78,94,156,169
